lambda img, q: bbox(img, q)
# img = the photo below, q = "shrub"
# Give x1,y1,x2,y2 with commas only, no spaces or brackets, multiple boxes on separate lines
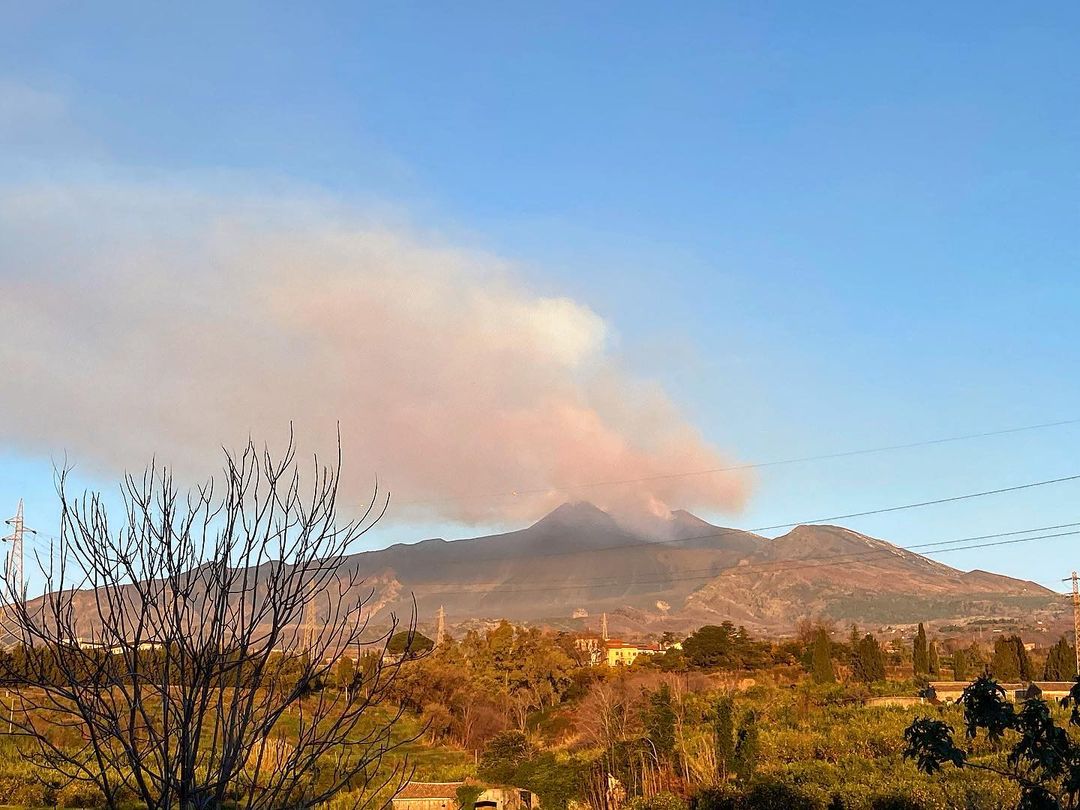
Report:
745,782,824,810
627,792,688,810
56,781,107,808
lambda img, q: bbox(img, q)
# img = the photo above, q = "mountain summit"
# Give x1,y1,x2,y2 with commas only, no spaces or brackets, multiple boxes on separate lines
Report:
333,503,1055,633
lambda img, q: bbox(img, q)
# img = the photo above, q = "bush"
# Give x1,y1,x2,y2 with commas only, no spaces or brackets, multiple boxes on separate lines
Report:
745,782,824,810
56,781,107,808
628,792,688,810
870,797,927,810
691,786,742,810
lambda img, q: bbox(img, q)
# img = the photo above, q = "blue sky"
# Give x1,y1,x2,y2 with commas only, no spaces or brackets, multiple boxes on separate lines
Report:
1,3,1079,590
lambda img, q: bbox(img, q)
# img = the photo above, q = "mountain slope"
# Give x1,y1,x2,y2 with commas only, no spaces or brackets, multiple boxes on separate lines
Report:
338,505,1056,633
683,524,1054,629
340,502,764,625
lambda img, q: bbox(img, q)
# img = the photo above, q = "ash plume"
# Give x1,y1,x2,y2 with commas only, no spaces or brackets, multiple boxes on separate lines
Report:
0,181,750,524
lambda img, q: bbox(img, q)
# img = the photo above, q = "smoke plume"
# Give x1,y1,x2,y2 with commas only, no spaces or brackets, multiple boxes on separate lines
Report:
0,181,749,524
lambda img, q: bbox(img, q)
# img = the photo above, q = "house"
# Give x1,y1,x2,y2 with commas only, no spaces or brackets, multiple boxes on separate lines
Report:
392,782,538,810
603,639,660,667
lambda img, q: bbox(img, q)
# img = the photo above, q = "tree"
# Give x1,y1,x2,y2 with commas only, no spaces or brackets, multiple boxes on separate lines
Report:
682,623,768,670
732,710,759,783
644,683,677,763
952,648,969,681
928,640,941,677
0,435,414,810
387,630,435,657
904,675,1080,809
811,627,835,684
479,730,532,785
990,635,1032,681
713,696,735,782
913,623,929,675
852,634,886,683
1044,637,1078,681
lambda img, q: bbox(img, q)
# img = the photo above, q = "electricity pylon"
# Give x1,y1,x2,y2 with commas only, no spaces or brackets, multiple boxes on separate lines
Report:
3,500,33,600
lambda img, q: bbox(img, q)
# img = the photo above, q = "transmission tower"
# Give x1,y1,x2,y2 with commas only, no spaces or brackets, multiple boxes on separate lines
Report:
3,500,34,601
304,598,317,652
435,605,446,646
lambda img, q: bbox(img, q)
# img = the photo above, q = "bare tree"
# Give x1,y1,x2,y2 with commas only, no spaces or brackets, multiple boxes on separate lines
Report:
0,433,417,810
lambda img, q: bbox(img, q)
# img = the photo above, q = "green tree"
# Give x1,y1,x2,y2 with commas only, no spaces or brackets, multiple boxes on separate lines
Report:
913,623,929,675
990,635,1032,681
904,676,1080,809
852,634,886,683
683,623,769,670
336,655,355,686
1014,636,1035,681
387,630,435,657
811,627,835,684
479,730,532,784
713,695,736,781
951,648,969,681
928,640,941,677
732,710,759,783
644,683,677,762
1043,636,1078,681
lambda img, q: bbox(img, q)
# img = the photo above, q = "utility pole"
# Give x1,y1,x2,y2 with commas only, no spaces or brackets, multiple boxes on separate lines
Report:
435,605,446,646
1072,572,1080,676
3,500,33,601
600,612,608,642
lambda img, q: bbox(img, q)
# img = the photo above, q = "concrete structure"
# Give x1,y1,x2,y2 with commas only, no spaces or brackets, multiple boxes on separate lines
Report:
926,681,1075,703
392,782,538,810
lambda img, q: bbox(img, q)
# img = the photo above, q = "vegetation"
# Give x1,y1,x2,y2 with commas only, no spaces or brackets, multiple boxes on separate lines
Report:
2,552,1072,810
1044,637,1078,681
990,635,1035,681
905,675,1080,809
811,628,836,684
913,624,929,676
0,437,414,810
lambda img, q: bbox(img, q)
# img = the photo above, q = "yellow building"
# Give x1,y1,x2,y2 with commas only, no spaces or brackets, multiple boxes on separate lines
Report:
604,639,661,667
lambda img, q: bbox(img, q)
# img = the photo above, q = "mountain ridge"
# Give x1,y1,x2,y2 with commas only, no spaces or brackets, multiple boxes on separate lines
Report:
335,502,1056,633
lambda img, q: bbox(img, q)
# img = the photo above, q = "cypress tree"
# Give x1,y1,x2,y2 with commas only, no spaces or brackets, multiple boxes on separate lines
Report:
811,627,835,684
913,623,929,675
714,696,735,781
1043,637,1077,681
1013,636,1034,681
952,648,969,681
852,634,886,682
991,635,1021,681
928,640,941,677
645,683,677,761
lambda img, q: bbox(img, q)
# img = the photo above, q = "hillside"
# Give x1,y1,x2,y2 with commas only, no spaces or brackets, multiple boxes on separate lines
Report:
21,502,1058,640
338,503,1057,635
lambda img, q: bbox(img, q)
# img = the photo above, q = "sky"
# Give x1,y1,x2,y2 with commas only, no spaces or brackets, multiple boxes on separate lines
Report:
1,3,1079,591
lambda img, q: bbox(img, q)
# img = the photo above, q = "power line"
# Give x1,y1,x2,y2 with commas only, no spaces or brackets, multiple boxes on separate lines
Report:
386,417,1080,508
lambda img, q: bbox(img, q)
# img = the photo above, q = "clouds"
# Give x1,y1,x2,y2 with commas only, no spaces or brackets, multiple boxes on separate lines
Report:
0,180,749,524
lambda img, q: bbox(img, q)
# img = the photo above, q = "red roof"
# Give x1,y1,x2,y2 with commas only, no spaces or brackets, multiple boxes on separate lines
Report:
397,782,463,799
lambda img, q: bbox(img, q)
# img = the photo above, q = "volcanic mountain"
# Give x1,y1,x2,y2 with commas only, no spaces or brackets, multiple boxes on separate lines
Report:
340,503,1057,634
